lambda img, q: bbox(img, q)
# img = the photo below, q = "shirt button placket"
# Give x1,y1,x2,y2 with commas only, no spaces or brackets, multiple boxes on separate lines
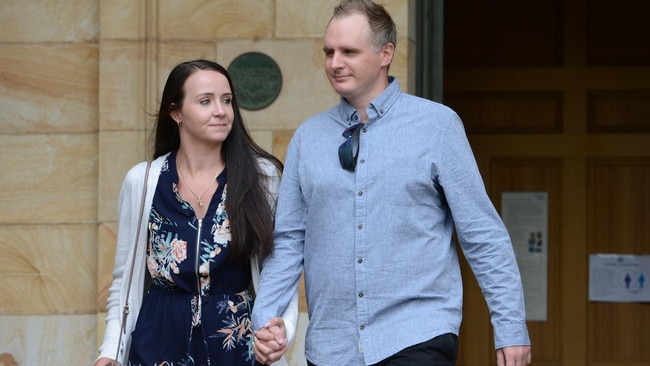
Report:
354,133,368,349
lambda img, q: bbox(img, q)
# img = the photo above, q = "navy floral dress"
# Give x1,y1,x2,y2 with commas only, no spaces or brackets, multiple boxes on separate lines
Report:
128,150,260,366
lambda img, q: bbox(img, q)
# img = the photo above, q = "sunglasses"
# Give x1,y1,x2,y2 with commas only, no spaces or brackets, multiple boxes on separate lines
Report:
338,123,363,171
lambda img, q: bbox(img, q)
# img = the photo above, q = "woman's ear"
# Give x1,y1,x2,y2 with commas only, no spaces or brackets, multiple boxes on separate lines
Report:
169,104,181,123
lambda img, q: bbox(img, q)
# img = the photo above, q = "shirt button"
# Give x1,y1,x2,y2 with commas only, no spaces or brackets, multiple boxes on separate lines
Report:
358,292,364,297
358,191,363,196
380,109,384,114
362,127,367,133
360,159,365,164
357,258,363,263
354,115,359,120
357,224,363,230
360,325,365,330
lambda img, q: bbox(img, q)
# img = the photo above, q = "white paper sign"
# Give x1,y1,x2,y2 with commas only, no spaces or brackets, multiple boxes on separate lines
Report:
589,254,650,302
501,192,548,321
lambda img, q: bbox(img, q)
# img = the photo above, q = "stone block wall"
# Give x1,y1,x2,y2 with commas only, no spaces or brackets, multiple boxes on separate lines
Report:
0,1,411,364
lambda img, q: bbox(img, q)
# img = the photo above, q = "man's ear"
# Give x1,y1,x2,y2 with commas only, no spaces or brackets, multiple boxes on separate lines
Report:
381,42,395,67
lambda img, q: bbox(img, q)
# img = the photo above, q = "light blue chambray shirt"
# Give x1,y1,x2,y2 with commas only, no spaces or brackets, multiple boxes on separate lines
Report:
252,77,530,366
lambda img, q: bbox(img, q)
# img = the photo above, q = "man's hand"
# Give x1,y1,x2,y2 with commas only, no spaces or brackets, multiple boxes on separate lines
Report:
254,317,288,365
496,345,531,366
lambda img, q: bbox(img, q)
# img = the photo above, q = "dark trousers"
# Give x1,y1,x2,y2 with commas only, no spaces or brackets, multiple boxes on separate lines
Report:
307,333,458,366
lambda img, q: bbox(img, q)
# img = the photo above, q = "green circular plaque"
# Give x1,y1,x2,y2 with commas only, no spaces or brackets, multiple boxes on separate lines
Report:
227,52,282,111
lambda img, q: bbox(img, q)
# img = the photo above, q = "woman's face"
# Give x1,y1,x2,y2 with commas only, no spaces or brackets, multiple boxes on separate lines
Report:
171,69,234,148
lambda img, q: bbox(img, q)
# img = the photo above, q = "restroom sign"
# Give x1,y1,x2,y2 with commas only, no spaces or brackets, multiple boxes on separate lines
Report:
589,254,649,302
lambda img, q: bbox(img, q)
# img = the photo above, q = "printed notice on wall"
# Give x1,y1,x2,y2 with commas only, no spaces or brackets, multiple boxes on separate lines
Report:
589,254,649,302
501,192,548,321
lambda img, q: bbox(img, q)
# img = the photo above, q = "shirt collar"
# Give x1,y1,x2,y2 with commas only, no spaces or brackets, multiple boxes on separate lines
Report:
337,76,401,126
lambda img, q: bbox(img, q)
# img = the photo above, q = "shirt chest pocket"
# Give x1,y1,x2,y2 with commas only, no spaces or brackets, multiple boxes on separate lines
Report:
384,159,435,206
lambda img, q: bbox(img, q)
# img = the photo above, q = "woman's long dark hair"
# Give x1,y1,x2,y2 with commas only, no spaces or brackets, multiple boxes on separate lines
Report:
151,59,283,262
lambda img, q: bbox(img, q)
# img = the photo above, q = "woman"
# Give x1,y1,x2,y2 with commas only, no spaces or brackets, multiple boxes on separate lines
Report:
95,60,298,366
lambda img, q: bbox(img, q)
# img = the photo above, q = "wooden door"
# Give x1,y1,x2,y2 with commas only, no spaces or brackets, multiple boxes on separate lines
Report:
442,0,650,365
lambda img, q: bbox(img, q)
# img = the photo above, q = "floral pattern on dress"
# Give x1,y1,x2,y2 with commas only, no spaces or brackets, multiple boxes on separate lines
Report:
194,184,231,295
212,190,231,247
210,291,255,360
129,360,194,366
132,153,257,365
148,208,188,287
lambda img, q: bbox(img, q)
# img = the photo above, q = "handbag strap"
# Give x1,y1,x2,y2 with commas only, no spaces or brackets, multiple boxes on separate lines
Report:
114,160,151,363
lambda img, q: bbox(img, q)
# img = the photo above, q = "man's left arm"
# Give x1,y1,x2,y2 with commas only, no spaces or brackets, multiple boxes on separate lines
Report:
440,114,531,351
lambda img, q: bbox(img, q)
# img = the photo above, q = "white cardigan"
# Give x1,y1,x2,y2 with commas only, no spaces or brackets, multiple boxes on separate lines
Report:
97,153,299,366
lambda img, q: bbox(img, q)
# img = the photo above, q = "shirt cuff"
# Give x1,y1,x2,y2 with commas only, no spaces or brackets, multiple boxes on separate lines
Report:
493,322,531,349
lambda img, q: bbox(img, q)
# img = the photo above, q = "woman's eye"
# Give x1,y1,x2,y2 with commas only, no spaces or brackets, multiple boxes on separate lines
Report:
222,98,232,104
200,99,210,105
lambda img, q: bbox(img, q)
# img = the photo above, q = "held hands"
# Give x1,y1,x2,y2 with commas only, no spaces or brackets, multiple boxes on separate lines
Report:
496,345,532,366
254,317,288,365
93,357,120,366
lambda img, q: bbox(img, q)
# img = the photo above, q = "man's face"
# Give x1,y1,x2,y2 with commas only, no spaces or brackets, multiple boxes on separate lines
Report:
323,12,393,106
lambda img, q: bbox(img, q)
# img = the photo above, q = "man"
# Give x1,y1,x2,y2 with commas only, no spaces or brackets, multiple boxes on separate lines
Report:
252,0,532,365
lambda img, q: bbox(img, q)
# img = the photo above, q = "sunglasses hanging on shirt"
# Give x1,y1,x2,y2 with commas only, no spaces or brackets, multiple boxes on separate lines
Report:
338,123,363,171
